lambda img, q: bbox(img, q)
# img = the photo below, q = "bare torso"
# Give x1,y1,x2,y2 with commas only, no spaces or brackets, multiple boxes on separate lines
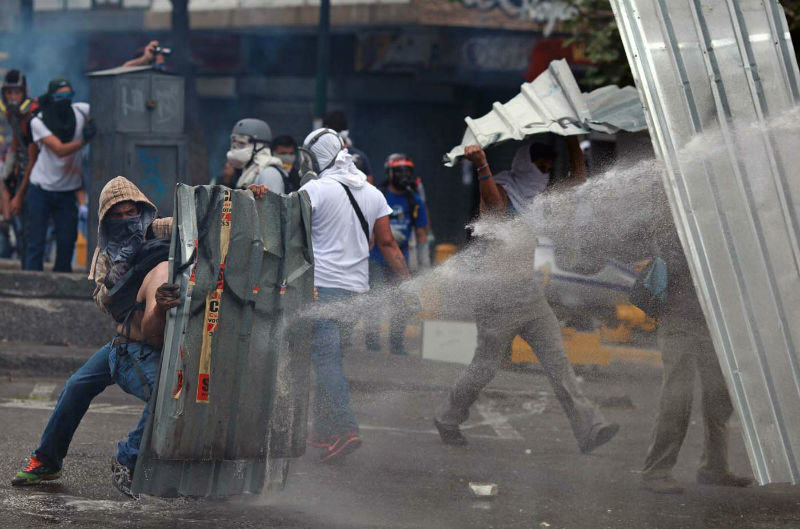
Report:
115,261,176,349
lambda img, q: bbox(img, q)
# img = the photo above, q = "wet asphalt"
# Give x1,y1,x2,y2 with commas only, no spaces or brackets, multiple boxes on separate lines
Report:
0,361,798,529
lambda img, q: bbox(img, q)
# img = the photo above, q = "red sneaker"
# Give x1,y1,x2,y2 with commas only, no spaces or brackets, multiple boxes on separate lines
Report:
318,432,362,463
308,433,333,449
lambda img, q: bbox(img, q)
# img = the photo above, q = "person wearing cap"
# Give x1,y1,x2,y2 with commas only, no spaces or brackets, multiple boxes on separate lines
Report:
298,128,411,463
226,118,287,194
19,77,96,272
0,69,38,263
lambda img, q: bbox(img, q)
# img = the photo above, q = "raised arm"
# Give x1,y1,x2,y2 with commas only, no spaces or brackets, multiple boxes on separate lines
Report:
566,136,587,184
463,144,509,213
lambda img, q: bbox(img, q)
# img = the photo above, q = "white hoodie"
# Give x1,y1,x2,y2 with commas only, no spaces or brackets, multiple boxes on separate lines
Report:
300,129,392,292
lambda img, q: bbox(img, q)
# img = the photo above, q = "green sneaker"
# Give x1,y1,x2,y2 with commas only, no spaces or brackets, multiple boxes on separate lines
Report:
12,454,62,486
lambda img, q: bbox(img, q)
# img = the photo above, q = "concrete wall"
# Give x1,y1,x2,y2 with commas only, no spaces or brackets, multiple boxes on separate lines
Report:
0,267,113,347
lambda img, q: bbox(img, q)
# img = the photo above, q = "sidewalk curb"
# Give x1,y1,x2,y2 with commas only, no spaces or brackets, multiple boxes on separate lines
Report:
0,351,88,376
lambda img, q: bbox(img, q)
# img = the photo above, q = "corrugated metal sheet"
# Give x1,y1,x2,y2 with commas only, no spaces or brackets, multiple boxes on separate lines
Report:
132,184,314,497
443,59,647,166
610,0,800,484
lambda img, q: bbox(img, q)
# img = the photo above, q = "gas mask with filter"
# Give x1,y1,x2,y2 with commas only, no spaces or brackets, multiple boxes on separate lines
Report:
297,128,344,184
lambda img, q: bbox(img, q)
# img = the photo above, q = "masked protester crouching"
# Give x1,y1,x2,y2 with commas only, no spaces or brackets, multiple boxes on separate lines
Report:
89,177,172,312
11,176,177,499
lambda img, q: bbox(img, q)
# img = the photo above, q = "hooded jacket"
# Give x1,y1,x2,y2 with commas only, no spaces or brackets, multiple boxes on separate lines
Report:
89,176,172,312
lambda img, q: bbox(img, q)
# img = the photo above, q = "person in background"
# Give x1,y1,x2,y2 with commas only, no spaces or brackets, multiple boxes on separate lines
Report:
19,78,96,272
322,110,373,183
299,128,411,463
433,139,619,455
640,194,753,494
271,134,302,193
366,153,429,355
226,118,286,194
1,69,38,263
123,40,167,70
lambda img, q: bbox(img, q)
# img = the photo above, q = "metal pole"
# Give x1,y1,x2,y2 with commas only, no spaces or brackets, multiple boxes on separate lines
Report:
20,0,32,31
313,0,331,127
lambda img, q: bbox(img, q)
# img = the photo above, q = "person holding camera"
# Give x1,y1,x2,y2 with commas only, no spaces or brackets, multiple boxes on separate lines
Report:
20,78,96,272
123,40,169,70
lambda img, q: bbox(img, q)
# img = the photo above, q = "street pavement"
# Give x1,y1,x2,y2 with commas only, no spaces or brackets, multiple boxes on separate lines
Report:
0,348,798,529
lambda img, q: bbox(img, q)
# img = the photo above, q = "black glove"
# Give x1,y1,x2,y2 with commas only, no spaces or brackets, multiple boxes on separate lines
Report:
103,261,131,290
82,119,97,142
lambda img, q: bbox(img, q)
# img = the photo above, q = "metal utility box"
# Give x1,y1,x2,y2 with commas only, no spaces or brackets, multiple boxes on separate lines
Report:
88,66,188,254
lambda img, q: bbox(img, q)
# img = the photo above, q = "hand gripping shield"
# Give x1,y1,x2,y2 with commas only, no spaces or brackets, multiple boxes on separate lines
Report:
132,184,314,497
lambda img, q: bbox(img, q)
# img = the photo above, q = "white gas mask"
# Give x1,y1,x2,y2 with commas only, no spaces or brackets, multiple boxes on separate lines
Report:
226,134,258,169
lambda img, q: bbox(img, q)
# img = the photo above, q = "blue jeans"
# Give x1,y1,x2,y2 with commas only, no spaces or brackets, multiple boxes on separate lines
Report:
311,287,359,437
35,340,159,472
23,184,77,272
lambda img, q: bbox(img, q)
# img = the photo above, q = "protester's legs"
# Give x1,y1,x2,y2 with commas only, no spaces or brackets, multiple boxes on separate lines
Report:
12,214,25,265
437,315,517,426
695,330,733,474
642,319,696,478
51,190,77,273
22,184,49,271
518,286,605,444
112,342,160,471
365,260,385,351
0,219,11,258
34,342,115,470
311,287,358,437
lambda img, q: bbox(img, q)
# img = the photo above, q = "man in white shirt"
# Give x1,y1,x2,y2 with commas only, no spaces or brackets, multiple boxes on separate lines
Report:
19,78,95,272
299,128,410,463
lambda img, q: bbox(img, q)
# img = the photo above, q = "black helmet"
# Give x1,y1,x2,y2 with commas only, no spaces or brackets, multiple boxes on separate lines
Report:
2,70,27,106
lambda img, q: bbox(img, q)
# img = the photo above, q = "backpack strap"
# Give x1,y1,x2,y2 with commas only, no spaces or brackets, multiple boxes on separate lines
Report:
405,191,419,229
339,183,370,243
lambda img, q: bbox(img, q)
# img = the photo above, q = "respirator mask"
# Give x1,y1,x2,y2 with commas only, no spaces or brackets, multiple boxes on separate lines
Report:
226,134,260,169
276,153,296,172
298,128,343,178
390,166,416,191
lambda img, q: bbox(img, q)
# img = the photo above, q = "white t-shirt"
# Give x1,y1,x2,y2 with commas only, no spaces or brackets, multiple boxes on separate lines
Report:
300,177,392,293
30,102,89,192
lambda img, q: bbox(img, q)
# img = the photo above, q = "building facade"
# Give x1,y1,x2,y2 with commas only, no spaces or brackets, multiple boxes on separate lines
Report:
5,0,585,243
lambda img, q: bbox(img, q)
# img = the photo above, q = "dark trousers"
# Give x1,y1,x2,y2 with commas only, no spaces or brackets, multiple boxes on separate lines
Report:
642,291,733,478
23,184,77,272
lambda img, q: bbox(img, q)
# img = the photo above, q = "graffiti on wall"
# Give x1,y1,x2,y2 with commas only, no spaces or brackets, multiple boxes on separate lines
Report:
458,0,574,34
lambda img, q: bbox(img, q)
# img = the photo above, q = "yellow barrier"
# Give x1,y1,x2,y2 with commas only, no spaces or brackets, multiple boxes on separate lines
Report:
75,231,88,268
434,243,458,265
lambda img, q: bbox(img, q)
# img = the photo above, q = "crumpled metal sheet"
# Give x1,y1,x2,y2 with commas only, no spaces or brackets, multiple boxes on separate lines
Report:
443,59,647,166
611,0,800,485
132,184,314,497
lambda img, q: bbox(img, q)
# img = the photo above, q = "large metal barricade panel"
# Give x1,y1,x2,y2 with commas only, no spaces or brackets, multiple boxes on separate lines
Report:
132,185,314,497
610,0,800,484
